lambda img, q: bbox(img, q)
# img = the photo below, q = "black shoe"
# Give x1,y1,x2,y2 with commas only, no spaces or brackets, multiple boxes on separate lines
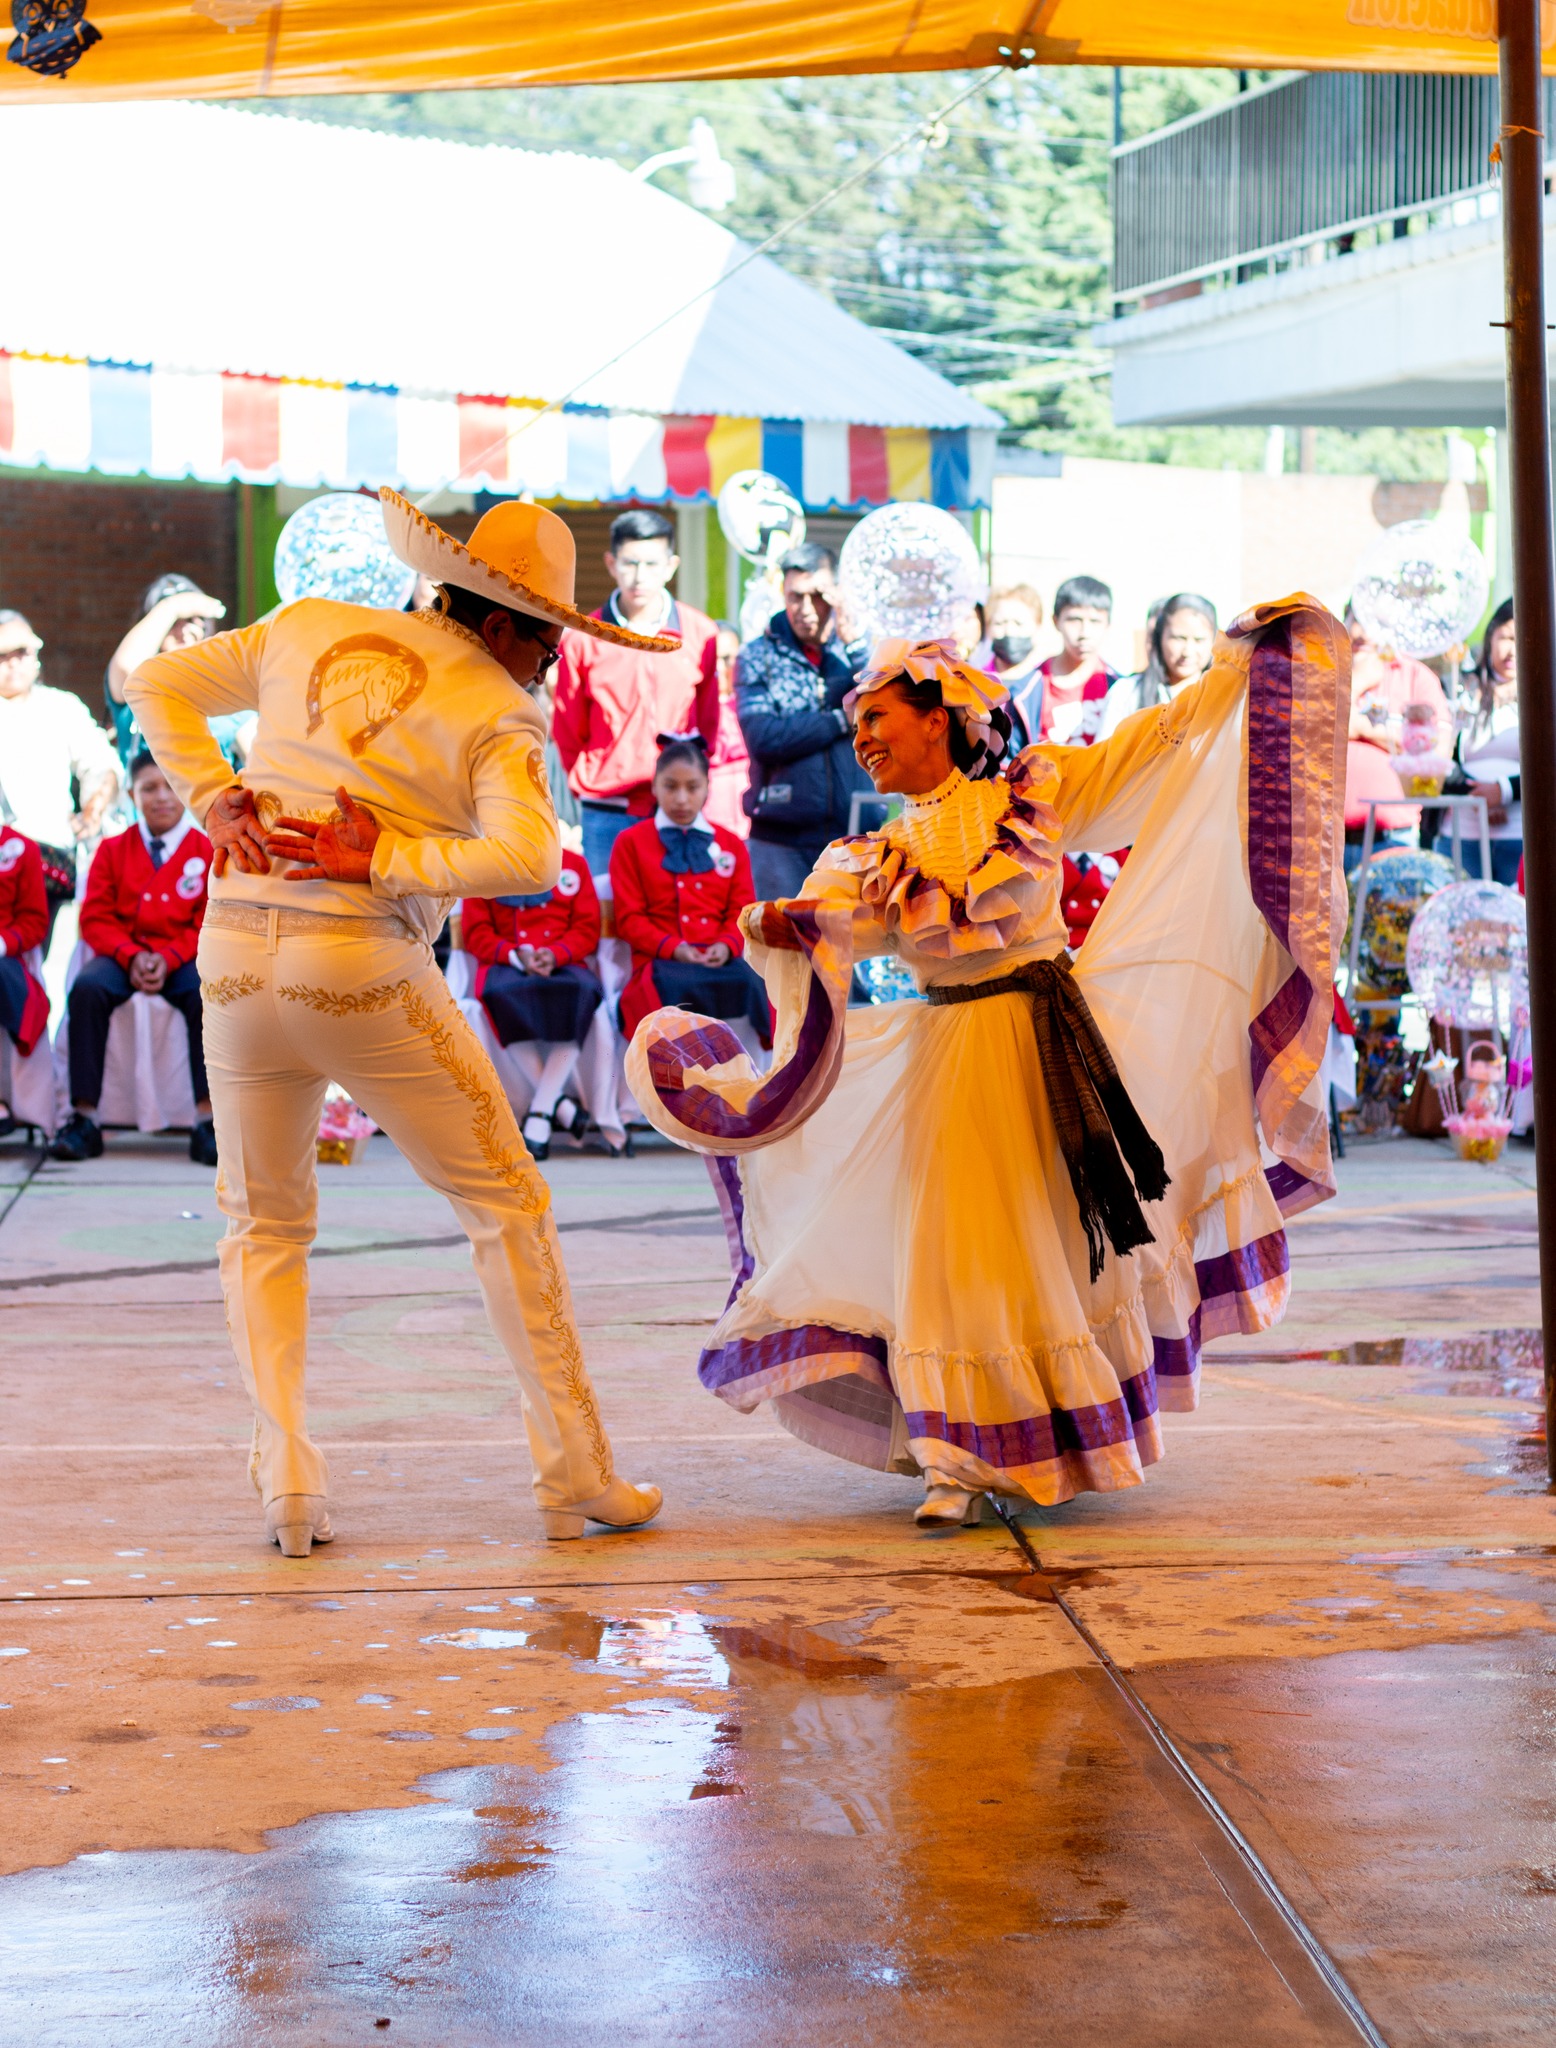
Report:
189,1118,218,1167
50,1112,103,1162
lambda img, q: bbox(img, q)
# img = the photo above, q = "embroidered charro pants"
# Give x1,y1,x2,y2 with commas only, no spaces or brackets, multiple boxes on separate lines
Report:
197,910,615,1510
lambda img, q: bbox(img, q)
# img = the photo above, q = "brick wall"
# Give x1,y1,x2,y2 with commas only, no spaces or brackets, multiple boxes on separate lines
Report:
0,473,237,712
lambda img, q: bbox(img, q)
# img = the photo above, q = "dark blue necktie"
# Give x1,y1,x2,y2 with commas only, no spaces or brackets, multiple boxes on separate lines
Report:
657,825,714,876
148,836,166,870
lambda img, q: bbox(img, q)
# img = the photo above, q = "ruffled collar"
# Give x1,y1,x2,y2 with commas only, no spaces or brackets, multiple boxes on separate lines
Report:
825,751,1061,957
899,767,967,817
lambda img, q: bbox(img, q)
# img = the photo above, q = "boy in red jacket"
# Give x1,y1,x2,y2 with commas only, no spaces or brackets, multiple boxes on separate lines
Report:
610,738,770,1048
552,509,720,878
461,848,604,1159
0,824,51,1134
51,752,216,1165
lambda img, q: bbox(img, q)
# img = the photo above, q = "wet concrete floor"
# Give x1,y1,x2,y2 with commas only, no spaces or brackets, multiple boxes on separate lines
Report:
0,1129,1552,2043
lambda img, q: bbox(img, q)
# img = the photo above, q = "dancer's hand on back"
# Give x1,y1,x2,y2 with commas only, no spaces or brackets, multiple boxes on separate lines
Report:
266,787,381,884
205,785,270,877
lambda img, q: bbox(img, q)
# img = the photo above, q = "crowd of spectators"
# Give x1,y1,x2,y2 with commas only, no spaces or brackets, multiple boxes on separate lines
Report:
0,506,1520,1164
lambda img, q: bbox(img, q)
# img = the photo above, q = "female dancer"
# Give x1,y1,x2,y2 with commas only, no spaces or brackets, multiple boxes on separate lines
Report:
627,601,1347,1527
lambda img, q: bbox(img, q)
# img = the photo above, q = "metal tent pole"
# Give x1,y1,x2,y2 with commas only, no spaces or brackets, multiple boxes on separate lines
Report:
1497,0,1556,1482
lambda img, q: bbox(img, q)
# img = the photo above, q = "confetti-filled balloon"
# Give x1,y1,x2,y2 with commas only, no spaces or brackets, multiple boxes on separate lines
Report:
838,503,982,645
275,493,417,610
1405,880,1528,1034
1350,519,1489,660
717,470,806,566
1346,847,1456,999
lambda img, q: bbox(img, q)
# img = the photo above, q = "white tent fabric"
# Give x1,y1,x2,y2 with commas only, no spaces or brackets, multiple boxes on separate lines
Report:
0,102,999,434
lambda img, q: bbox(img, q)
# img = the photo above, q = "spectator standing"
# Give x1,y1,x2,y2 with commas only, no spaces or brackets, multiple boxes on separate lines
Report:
985,585,1046,742
551,509,719,876
0,609,120,942
105,577,229,772
0,823,50,1132
704,619,752,838
611,740,769,1046
1097,593,1217,739
1441,598,1522,884
735,543,868,899
1341,600,1452,871
1011,576,1118,747
1346,603,1453,755
50,753,215,1166
461,852,606,1161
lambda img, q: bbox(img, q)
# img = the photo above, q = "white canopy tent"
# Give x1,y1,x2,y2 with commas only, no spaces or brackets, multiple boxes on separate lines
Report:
0,102,999,510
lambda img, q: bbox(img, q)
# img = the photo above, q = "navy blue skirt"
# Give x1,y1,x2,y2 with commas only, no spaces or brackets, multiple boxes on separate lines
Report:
481,962,603,1046
650,956,771,1037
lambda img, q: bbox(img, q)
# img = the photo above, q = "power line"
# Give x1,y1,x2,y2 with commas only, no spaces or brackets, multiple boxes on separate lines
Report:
426,67,1003,502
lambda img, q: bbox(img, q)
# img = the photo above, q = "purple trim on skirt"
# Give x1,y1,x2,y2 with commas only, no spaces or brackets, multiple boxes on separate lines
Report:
907,1372,1158,1472
705,1152,754,1306
1248,966,1314,1093
647,966,837,1143
1264,1160,1320,1215
699,1323,890,1396
1152,1305,1203,1380
1194,1228,1290,1309
1245,620,1295,949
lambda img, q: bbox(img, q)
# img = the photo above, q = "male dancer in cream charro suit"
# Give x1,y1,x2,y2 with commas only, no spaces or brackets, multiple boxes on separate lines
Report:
126,489,671,1555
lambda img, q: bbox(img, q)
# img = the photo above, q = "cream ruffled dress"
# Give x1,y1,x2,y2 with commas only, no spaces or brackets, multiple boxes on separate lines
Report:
627,599,1348,1506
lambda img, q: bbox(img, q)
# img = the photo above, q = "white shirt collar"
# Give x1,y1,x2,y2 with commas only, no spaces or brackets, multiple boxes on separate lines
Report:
654,806,712,835
611,588,675,634
139,814,194,862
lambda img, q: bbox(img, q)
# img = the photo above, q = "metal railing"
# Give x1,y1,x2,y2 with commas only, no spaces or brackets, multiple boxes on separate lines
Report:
1112,71,1556,304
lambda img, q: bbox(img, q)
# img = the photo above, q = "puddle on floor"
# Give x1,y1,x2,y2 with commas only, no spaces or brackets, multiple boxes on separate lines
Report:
0,1649,1352,2048
1210,1327,1541,1374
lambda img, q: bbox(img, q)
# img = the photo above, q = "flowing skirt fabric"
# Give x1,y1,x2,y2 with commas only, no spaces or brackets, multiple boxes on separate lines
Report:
705,691,1302,1506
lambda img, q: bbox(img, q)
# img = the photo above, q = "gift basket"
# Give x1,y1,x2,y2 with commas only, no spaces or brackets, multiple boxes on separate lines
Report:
1419,1044,1513,1162
1405,880,1527,1163
317,1086,377,1165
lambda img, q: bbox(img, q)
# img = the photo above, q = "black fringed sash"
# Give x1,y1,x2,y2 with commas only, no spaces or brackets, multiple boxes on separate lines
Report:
925,955,1170,1283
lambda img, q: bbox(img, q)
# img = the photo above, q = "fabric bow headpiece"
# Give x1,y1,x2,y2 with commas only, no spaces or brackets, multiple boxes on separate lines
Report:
844,637,1014,781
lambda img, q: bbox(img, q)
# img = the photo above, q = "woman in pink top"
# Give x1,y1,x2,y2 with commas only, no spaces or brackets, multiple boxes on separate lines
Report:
1346,606,1452,754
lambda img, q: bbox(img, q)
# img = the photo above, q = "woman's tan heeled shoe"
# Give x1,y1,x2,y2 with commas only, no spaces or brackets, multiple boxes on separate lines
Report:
540,1478,662,1541
914,1481,986,1528
264,1494,335,1558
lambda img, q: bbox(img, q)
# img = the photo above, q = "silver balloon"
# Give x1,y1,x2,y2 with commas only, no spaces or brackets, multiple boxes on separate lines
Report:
1405,879,1528,1034
275,493,417,609
838,503,982,645
1350,519,1489,660
717,469,806,566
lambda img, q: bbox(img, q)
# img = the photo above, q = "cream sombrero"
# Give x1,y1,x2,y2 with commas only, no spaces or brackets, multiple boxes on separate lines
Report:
379,487,680,653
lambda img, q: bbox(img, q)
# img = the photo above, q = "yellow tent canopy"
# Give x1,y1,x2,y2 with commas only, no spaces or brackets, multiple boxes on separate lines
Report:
0,0,1532,102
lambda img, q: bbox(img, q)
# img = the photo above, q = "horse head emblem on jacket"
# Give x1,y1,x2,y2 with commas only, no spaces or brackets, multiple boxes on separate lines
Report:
306,635,429,758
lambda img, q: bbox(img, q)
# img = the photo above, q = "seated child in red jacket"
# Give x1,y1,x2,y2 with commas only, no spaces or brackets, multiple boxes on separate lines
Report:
461,849,604,1160
0,824,51,1133
610,737,771,1050
50,752,216,1166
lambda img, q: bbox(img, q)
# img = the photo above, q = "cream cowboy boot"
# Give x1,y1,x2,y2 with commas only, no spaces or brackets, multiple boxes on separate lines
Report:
914,1475,986,1528
265,1495,335,1558
540,1478,662,1541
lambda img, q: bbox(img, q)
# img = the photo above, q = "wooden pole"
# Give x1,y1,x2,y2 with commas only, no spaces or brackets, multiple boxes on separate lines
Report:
1497,0,1556,1482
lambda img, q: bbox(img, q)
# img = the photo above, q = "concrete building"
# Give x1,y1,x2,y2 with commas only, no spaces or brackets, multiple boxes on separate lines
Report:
1097,69,1539,607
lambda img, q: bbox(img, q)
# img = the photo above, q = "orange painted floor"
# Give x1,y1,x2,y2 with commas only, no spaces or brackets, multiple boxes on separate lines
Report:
0,1127,1550,2045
